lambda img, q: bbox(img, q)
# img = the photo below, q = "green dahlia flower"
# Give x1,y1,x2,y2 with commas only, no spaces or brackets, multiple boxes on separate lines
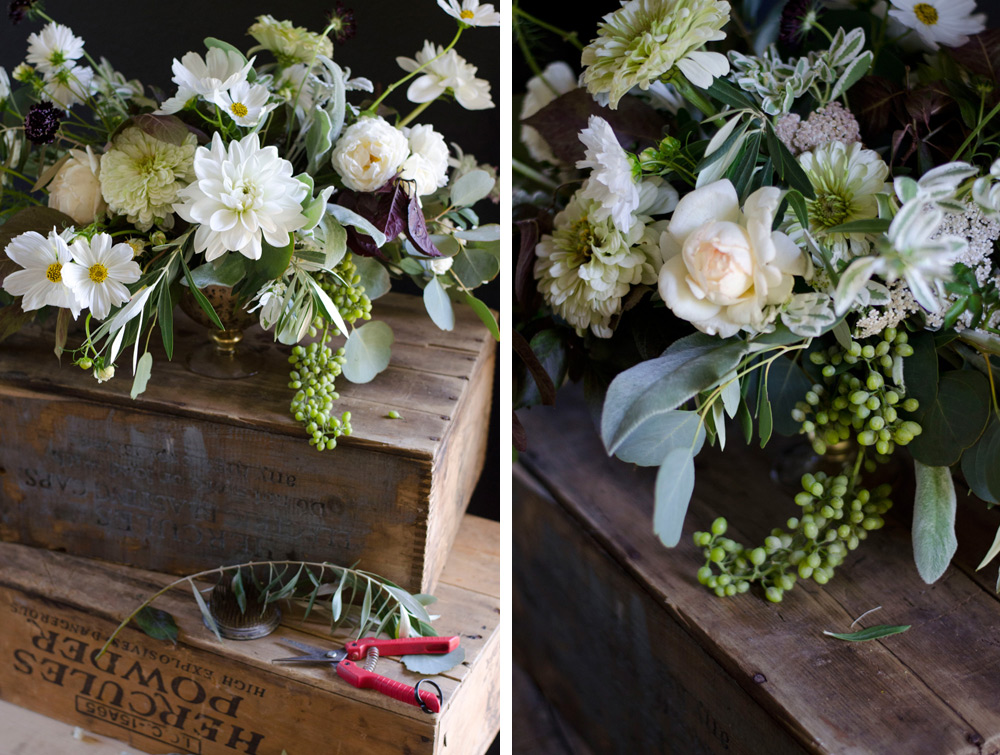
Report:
581,0,731,109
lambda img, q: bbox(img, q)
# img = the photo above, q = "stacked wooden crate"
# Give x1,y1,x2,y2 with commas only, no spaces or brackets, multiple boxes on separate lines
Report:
0,293,499,754
515,387,1000,754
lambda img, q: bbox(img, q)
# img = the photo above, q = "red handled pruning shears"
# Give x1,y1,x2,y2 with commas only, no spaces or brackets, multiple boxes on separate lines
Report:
272,636,459,713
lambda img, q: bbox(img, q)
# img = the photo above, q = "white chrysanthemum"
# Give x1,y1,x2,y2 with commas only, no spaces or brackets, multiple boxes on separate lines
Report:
582,0,731,109
2,228,80,316
41,64,94,109
535,178,678,337
791,141,889,262
888,0,985,50
331,116,410,193
248,15,333,66
100,126,197,231
174,132,308,262
400,124,450,197
214,80,277,127
520,61,577,164
62,233,141,320
396,41,494,110
576,116,640,233
437,0,500,26
26,23,85,74
157,48,253,115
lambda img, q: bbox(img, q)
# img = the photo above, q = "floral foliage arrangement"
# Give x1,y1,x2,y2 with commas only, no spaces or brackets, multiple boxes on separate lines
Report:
513,0,1000,601
0,0,500,450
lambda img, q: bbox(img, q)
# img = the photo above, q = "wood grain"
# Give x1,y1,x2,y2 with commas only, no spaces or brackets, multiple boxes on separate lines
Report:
0,515,500,755
515,387,1000,754
0,292,495,593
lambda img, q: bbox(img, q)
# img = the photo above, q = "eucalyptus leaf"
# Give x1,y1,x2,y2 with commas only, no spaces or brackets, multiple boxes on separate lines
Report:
912,461,957,584
423,276,454,331
765,356,812,436
189,254,246,288
454,224,501,242
464,293,499,341
131,606,178,644
823,625,911,642
601,333,749,459
451,248,500,288
611,409,706,467
653,446,697,547
327,204,387,247
353,254,391,300
401,647,465,674
908,370,990,467
342,321,394,383
961,415,1000,504
450,170,495,207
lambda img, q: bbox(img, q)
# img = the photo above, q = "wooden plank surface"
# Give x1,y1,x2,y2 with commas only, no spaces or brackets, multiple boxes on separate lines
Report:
515,386,1000,754
0,515,500,755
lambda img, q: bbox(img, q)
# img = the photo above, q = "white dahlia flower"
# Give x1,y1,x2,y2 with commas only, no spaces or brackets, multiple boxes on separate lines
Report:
576,115,640,233
174,132,308,262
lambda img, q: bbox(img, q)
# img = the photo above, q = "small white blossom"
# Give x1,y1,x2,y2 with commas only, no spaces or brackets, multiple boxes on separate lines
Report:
576,116,641,233
2,228,81,316
62,233,141,320
214,80,277,127
396,41,494,110
157,48,253,115
41,64,94,109
26,22,85,74
437,0,500,26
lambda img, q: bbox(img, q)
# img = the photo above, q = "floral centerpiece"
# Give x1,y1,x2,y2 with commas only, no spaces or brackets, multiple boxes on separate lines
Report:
513,0,1000,602
0,0,500,451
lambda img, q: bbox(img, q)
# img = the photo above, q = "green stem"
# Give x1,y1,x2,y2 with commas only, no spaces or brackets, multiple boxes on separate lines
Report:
514,15,546,83
363,27,463,116
512,7,584,50
671,73,717,117
512,157,559,191
953,99,1000,161
397,99,433,128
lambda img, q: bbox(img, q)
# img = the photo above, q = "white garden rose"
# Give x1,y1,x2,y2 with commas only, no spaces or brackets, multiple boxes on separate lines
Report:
47,146,106,224
399,124,449,197
657,179,807,338
331,116,409,193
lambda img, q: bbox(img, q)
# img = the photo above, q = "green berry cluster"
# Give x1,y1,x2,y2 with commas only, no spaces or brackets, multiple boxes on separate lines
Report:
692,329,919,601
288,340,352,451
793,327,921,463
315,253,373,332
694,475,892,601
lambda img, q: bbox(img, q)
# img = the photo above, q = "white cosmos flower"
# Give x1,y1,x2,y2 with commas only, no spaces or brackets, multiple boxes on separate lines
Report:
437,0,500,26
887,0,985,50
26,23,85,74
41,64,94,109
2,228,81,316
214,80,277,127
174,132,308,262
158,48,253,115
396,41,494,110
576,115,640,233
62,233,141,320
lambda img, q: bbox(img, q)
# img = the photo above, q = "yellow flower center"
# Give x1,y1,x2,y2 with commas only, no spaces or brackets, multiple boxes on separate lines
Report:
88,263,108,283
45,263,62,283
913,3,938,25
460,9,474,19
230,102,249,118
367,154,382,167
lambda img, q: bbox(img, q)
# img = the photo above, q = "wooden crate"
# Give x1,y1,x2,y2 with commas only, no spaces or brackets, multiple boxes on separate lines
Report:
0,292,494,593
0,514,501,755
515,387,1000,755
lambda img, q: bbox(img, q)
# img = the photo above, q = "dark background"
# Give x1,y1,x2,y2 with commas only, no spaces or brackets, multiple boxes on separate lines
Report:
0,0,500,524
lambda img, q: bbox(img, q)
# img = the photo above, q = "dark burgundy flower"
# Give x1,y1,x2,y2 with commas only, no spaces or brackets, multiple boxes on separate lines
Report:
327,3,356,44
779,0,822,47
24,102,63,144
8,0,35,25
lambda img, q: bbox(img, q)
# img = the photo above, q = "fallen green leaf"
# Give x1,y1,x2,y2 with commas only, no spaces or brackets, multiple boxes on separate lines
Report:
823,624,911,642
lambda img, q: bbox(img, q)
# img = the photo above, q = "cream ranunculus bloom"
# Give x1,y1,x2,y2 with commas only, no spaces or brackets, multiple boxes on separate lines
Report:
47,146,106,224
657,179,806,337
331,116,409,193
